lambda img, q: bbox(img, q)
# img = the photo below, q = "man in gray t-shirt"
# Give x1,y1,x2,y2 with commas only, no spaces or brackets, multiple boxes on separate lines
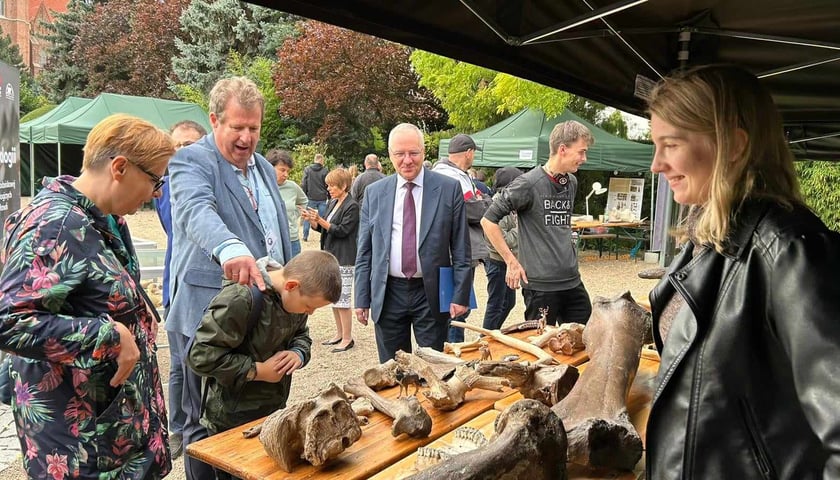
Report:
481,120,594,326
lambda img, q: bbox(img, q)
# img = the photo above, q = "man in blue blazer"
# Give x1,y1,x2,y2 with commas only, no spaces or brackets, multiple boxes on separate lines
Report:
168,76,292,480
355,123,472,363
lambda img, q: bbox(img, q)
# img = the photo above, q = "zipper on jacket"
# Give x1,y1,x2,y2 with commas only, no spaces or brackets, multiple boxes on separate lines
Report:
738,398,775,480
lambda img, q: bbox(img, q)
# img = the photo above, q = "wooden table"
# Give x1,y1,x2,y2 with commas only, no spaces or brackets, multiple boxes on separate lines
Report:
378,351,660,480
186,330,588,479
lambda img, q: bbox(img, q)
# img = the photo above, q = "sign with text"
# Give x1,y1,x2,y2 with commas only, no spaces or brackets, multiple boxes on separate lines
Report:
0,62,21,239
605,177,644,221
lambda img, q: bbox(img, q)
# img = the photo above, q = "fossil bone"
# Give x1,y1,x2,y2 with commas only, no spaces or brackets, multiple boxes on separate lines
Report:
395,351,509,411
449,321,557,364
362,359,399,390
351,396,374,417
550,292,647,470
443,337,483,357
476,360,579,407
343,376,432,438
257,383,362,472
414,426,490,471
548,323,586,355
500,320,541,334
406,399,568,480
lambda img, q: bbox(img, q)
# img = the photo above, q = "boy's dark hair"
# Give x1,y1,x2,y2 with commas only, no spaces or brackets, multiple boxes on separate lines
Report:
283,250,342,303
266,149,294,169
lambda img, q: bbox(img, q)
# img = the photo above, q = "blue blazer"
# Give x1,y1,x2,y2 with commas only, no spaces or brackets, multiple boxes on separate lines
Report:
355,169,471,322
166,134,292,337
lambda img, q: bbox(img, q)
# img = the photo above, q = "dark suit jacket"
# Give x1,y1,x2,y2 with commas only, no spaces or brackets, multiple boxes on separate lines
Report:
314,195,359,265
355,169,471,322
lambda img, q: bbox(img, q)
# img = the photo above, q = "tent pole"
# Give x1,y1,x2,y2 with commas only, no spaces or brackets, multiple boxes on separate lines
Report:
29,139,34,198
57,143,62,177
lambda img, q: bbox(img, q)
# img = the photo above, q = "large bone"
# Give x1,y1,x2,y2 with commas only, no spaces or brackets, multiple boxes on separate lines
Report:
449,321,557,364
444,338,483,357
343,376,432,438
527,325,560,347
257,383,362,472
406,399,568,480
362,359,399,390
476,361,579,407
548,323,586,355
395,351,510,411
550,292,648,470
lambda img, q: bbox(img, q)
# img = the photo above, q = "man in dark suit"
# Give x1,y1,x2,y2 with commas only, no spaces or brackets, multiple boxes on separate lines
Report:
355,123,472,363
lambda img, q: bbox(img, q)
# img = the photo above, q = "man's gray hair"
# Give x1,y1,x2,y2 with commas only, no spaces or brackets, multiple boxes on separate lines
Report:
549,120,594,155
364,154,379,168
388,123,425,150
209,76,265,123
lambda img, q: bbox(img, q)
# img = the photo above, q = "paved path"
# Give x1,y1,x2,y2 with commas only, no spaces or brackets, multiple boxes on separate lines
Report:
0,406,18,473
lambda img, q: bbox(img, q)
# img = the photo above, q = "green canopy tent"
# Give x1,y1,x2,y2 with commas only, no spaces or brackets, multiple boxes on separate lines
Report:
438,108,653,172
19,93,209,196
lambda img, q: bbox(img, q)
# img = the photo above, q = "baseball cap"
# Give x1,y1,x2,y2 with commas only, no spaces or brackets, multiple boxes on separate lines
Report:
494,167,524,190
448,134,482,154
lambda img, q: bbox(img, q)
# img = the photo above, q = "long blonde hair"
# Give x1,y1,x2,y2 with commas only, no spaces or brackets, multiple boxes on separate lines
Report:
648,65,801,251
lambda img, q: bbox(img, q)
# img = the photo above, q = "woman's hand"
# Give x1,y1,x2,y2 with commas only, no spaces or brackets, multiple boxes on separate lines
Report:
111,321,140,387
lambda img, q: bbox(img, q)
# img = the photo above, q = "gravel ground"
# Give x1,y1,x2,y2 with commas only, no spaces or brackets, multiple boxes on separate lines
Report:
0,208,659,479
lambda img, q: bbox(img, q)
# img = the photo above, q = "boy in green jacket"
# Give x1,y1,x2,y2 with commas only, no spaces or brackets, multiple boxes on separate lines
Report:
187,250,342,437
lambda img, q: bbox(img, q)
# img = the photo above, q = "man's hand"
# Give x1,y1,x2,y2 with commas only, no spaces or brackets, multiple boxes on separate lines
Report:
450,303,468,318
355,308,369,326
222,256,265,290
110,321,140,387
505,259,528,289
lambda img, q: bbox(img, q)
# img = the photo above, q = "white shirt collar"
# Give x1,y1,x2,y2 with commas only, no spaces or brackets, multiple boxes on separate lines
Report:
397,167,425,189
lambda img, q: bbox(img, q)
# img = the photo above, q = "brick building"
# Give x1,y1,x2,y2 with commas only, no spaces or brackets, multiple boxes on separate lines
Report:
0,0,68,76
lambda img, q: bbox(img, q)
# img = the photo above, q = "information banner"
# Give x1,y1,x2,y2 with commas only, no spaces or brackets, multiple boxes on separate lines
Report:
605,177,644,222
0,61,21,234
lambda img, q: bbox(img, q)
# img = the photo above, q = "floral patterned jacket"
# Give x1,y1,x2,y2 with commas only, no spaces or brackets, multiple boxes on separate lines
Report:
0,177,171,479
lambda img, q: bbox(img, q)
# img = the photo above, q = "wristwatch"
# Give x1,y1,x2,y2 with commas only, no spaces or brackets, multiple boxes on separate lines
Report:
246,364,257,382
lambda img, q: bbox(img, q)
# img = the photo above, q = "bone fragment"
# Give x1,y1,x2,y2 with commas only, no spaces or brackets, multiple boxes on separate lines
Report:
444,338,482,357
449,321,557,364
343,376,432,438
551,292,647,470
362,359,399,390
351,397,374,417
476,360,579,407
406,399,568,480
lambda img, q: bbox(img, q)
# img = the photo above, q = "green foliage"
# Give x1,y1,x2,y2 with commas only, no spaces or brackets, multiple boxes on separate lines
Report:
20,103,56,123
1,34,49,116
170,83,209,111
795,161,840,231
411,50,574,132
0,34,25,70
290,142,328,184
38,0,98,102
172,0,297,94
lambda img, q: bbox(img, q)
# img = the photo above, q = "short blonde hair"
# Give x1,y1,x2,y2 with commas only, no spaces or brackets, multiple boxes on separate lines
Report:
549,120,594,155
209,76,265,123
648,64,801,251
83,114,174,172
326,167,352,192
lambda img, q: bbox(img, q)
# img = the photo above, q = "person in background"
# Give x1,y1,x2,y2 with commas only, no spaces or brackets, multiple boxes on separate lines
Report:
481,121,594,327
645,64,840,479
267,149,308,258
0,114,174,479
188,251,341,480
304,168,360,353
301,153,329,242
168,76,292,480
355,123,471,363
482,167,523,330
351,153,386,205
469,168,492,196
153,119,206,459
433,133,491,343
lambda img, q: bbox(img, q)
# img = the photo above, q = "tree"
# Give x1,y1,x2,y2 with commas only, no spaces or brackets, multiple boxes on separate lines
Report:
796,161,840,231
1,34,49,116
172,0,297,94
38,0,98,102
72,0,188,98
275,21,446,160
411,50,571,131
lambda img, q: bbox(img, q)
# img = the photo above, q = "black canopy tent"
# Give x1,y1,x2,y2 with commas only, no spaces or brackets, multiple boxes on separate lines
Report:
254,0,840,161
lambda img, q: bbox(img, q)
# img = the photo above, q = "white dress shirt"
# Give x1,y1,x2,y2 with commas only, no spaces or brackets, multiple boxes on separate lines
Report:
389,169,424,278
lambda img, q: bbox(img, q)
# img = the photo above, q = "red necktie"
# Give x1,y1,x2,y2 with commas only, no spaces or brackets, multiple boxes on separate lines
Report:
401,182,417,278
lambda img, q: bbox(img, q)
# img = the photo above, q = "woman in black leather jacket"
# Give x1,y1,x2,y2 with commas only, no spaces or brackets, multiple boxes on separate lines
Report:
645,65,840,479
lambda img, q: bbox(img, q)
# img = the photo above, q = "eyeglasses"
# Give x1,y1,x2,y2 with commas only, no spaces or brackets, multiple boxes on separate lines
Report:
175,140,194,149
112,156,166,192
390,150,423,160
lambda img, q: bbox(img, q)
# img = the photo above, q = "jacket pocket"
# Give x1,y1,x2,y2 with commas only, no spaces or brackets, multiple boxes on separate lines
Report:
738,398,776,480
95,382,151,474
184,268,224,289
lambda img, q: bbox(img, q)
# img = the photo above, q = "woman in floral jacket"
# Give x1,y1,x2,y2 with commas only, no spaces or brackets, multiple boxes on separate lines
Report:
0,114,174,479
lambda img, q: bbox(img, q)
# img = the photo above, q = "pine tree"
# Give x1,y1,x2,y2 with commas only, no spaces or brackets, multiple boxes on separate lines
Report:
172,0,297,94
38,0,99,102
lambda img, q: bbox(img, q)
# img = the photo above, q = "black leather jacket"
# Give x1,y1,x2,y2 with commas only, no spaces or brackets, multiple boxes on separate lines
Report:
646,200,840,479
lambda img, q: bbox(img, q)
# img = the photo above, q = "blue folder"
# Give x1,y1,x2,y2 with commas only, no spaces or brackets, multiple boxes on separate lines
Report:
438,266,478,312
